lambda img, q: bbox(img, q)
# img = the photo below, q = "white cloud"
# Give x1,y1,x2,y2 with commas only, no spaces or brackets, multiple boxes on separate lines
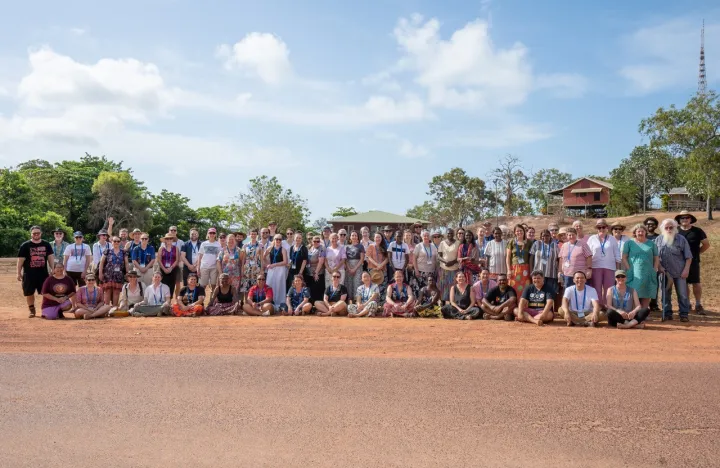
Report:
436,121,553,148
374,131,430,158
70,27,86,36
619,18,719,94
216,32,292,84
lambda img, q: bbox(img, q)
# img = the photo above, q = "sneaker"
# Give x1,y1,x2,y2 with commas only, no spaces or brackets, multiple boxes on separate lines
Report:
680,316,689,322
262,311,270,317
696,305,706,315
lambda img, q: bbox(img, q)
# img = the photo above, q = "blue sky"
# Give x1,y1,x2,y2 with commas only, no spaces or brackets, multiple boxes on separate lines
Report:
0,0,717,223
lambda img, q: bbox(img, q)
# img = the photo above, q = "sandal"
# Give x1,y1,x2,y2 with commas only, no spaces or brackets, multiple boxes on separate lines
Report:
28,311,36,318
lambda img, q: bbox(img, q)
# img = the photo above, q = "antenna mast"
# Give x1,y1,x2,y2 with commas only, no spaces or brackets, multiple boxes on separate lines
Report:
699,20,707,95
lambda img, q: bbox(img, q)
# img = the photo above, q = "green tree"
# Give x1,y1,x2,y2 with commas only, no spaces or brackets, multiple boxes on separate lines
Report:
640,90,720,219
331,206,358,218
526,169,573,214
231,176,309,231
490,154,529,216
193,205,235,232
406,201,437,226
609,145,679,211
90,171,151,229
149,190,196,240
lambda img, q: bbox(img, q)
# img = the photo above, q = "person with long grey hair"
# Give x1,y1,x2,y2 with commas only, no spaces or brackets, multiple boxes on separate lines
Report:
655,218,693,322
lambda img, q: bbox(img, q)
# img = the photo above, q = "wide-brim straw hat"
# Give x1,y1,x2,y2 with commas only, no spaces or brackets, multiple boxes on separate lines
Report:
610,221,625,230
369,269,384,285
674,210,697,224
161,233,177,241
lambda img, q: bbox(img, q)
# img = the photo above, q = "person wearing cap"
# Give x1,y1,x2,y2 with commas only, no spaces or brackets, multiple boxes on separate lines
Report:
381,225,395,248
197,228,222,292
158,232,182,295
676,210,710,313
73,274,111,319
560,271,603,327
124,228,142,252
132,271,172,317
606,270,649,329
63,231,92,287
610,222,629,253
172,273,205,317
586,219,621,307
515,270,555,326
243,274,275,316
39,262,75,320
643,217,659,240
621,224,659,309
51,228,69,273
109,269,146,317
99,235,130,306
131,232,156,286
656,218,693,321
218,232,228,250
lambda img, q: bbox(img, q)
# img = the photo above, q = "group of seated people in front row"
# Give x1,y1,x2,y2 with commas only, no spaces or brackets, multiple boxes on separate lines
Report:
39,260,647,329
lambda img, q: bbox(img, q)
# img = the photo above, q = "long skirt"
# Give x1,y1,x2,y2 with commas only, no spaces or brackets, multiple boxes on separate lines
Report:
508,264,531,296
345,260,363,301
267,266,288,308
206,302,238,316
172,304,203,317
382,299,417,317
437,268,457,302
347,300,379,317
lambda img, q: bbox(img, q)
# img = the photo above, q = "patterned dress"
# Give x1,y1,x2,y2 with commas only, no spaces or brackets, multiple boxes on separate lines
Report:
102,248,127,289
241,242,262,292
219,246,242,299
457,242,481,285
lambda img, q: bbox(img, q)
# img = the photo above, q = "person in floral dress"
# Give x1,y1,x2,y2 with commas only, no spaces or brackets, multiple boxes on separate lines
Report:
241,229,262,303
218,234,242,301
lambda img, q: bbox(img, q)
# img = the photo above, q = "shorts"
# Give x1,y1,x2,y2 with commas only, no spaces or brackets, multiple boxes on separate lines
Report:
199,267,218,287
22,274,47,296
524,307,545,318
687,259,700,284
67,270,86,287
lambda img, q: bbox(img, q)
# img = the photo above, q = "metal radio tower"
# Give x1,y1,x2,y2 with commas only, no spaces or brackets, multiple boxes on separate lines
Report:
699,20,707,95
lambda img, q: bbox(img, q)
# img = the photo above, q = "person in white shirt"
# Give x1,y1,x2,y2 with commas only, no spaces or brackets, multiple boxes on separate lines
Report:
586,219,621,307
168,226,185,252
63,231,92,287
388,237,410,277
610,222,629,257
560,271,604,327
132,271,172,317
197,228,222,290
483,227,508,278
92,229,111,272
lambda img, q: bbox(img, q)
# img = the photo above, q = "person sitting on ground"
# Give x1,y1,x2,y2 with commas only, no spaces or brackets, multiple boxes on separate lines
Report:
383,270,415,317
73,274,112,319
109,269,145,317
441,271,481,320
205,273,239,316
606,270,648,329
348,271,381,317
40,262,76,320
243,275,275,316
316,272,349,316
481,273,517,321
560,271,604,327
515,270,555,326
132,271,171,317
472,268,496,306
279,275,312,316
172,273,205,317
414,274,442,318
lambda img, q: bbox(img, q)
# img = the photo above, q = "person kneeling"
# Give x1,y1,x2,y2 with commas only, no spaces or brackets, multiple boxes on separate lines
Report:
74,274,112,319
132,271,172,317
279,275,312,316
606,270,649,329
206,273,240,316
441,271,481,320
242,275,275,316
172,273,205,317
480,274,517,320
383,270,415,317
348,272,380,317
560,271,604,327
316,272,348,316
515,270,554,326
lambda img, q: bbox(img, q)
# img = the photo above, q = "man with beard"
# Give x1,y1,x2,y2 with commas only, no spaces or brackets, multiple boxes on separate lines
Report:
676,210,710,314
17,226,55,318
655,218,692,322
643,217,660,240
181,228,202,285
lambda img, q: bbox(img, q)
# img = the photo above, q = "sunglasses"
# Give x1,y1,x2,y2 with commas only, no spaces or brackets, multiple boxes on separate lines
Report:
612,228,623,231
86,279,96,282
220,236,227,239
549,229,558,232
679,217,690,220
332,275,341,278
257,278,265,281
113,241,121,244
597,226,608,229
169,229,177,232
339,233,347,236
616,275,626,279
313,240,320,243
75,236,83,239
141,237,149,240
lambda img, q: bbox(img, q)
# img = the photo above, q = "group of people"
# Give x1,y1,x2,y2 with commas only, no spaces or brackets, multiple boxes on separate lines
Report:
17,210,709,326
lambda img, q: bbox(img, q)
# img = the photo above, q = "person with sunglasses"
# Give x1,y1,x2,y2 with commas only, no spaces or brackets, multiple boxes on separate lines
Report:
73,274,111,319
643,217,660,240
676,210,710,314
265,235,289,308
606,270,648,329
586,219,621,307
158,232,182,295
324,233,346,288
305,235,326,305
92,227,112,277
242,275,275,316
316,272,348,316
98,236,130,306
63,231,92,287
17,226,55,318
131,232,156,286
197,228,222,293
610,222,629,253
337,229,348,246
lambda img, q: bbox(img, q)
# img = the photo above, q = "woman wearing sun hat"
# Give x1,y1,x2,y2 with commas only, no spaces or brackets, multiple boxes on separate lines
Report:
158,232,182,294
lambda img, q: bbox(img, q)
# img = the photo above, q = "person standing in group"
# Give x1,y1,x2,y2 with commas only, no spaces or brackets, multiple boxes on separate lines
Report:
98,236,130,306
343,231,365,301
241,229,263,304
506,224,533,297
131,232,155,286
321,226,332,248
656,218,693,322
606,270,649,329
180,229,201,285
324,233,346,287
91,229,111,276
572,221,589,244
402,230,419,293
548,223,560,245
644,217,659,240
412,230,438,296
167,226,184,253
265,235,289,309
118,228,129,250
388,232,410,280
437,229,461,302
63,231,91,287
431,232,443,249
484,227,507,280
365,233,389,298
558,227,592,288
218,232,227,250
611,222,629,254
676,211,710,314
529,229,560,297
287,233,309,292
17,226,55,318
586,219,621,307
411,223,423,245
259,227,272,253
158,233,182,295
305,235,326,305
197,227,222,293
457,230,482,285
622,224,659,309
51,228,69,272
124,228,142,253
217,233,242,301
337,229,348,246
40,262,75,320
526,226,537,244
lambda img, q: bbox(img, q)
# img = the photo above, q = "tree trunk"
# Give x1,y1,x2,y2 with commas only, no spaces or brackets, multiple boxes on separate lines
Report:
707,193,714,220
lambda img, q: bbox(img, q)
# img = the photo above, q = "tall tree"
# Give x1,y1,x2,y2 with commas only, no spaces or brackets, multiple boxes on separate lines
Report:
149,190,195,239
526,169,573,214
490,154,529,216
609,145,679,211
193,205,235,233
406,201,438,226
89,171,151,229
640,90,720,219
331,206,358,218
231,176,309,231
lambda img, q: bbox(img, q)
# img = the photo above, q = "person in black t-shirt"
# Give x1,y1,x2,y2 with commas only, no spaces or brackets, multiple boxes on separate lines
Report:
315,272,348,316
481,273,517,320
515,270,555,326
17,226,55,318
676,211,710,313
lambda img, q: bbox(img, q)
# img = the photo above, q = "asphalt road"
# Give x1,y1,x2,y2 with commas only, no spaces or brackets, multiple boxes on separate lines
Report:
1,354,718,467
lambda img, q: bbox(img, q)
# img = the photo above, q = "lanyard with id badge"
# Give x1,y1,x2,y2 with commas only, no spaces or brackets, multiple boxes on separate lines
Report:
515,241,525,265
574,287,588,318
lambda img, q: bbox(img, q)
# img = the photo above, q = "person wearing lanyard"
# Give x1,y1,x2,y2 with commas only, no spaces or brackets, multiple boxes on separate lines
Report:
181,228,201,285
316,272,349,316
382,270,416,317
561,271,603,327
412,230,438,296
98,236,130,307
242,275,275,316
92,229,111,275
586,219,621,307
286,233,309,292
506,224,534,297
131,271,172,317
348,271,380,317
279,274,312,316
172,273,205,317
606,270,649,329
72,274,111,319
51,228,69,273
63,231,92,287
558,228,593,289
217,234,242,301
131,232,156,286
265,235,289,308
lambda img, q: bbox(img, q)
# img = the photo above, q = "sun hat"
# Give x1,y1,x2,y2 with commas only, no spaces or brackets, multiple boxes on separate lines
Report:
610,221,625,230
161,232,177,240
674,210,697,224
595,219,608,227
125,269,140,278
369,269,384,285
614,270,627,278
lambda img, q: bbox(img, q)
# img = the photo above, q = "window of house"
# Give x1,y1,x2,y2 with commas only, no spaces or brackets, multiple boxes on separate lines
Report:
594,192,601,202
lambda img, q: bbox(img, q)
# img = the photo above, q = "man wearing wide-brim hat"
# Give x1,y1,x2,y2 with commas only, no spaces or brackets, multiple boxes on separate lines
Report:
675,211,710,314
411,222,423,245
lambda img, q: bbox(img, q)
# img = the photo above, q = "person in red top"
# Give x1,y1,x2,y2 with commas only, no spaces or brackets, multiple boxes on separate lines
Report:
242,274,275,316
